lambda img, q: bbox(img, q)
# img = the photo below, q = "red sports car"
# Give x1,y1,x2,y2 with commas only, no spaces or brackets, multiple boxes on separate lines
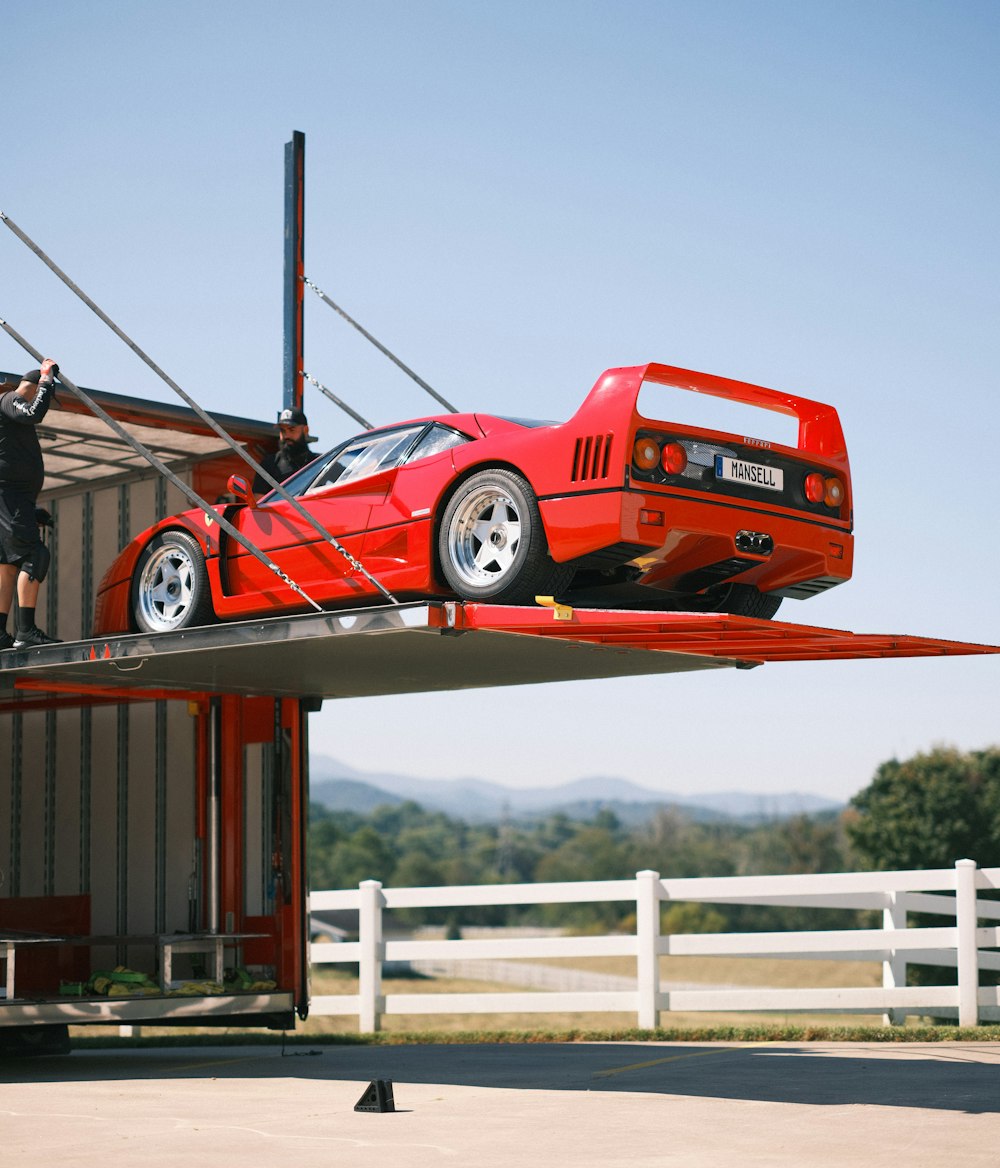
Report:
93,362,853,635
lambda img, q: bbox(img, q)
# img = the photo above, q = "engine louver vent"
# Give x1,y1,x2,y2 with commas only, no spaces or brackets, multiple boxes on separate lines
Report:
571,434,613,481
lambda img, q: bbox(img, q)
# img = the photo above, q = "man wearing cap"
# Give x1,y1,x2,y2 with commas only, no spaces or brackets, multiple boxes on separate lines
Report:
0,359,62,649
253,407,315,494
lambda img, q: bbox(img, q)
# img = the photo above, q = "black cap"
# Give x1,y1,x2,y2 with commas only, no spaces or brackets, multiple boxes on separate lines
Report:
278,407,307,427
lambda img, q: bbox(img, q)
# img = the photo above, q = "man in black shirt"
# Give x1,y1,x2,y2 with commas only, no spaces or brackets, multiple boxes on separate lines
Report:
0,360,61,649
252,406,316,494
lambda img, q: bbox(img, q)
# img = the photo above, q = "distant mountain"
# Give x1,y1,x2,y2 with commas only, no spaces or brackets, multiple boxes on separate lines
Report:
311,778,406,815
309,754,842,824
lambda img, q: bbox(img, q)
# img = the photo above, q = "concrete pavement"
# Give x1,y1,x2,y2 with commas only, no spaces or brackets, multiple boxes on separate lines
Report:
2,1040,998,1167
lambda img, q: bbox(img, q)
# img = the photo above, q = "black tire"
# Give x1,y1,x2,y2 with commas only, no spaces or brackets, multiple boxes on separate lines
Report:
438,469,575,603
698,582,783,619
131,530,215,633
0,1024,71,1057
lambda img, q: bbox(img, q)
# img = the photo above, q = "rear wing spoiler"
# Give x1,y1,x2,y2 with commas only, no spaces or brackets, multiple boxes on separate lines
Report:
576,363,849,463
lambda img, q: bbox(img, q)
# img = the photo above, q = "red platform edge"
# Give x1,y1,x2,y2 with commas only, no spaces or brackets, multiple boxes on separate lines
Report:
444,605,1000,665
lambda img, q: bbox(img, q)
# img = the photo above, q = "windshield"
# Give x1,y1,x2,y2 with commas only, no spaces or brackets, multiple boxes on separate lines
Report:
258,422,471,501
308,427,423,491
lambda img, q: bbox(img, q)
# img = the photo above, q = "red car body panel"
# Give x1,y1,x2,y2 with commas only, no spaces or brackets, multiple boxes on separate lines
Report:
92,363,854,635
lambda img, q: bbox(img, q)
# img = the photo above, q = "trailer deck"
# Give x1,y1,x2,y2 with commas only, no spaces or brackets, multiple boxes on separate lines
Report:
1,601,996,708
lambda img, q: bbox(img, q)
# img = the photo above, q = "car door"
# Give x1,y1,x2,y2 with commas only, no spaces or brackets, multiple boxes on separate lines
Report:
361,424,474,590
222,425,427,607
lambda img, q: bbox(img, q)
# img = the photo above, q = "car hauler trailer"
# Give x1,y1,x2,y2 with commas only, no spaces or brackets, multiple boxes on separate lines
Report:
1,377,997,1054
3,134,997,1052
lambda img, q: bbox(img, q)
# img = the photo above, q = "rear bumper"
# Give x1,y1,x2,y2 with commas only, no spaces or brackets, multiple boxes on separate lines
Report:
539,487,853,597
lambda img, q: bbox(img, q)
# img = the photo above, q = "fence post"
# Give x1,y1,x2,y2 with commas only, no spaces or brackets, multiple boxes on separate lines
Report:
636,870,661,1029
955,859,979,1028
359,879,384,1033
882,891,906,1025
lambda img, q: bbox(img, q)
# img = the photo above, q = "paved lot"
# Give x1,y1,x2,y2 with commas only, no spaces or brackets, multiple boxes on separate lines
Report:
2,1040,999,1167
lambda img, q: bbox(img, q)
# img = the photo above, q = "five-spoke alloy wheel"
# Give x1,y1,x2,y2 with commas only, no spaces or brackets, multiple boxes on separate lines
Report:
438,469,573,602
132,530,214,633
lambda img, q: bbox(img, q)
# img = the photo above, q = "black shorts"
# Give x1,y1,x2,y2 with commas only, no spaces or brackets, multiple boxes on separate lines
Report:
0,488,42,566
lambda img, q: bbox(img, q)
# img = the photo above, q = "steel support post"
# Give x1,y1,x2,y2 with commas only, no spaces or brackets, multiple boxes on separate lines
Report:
283,130,305,413
206,699,222,935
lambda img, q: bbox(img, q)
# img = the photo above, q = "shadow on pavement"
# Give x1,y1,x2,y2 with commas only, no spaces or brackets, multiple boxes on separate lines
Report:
4,1041,1000,1114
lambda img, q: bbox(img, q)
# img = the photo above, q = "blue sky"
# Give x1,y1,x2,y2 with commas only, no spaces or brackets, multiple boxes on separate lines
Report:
3,1,998,800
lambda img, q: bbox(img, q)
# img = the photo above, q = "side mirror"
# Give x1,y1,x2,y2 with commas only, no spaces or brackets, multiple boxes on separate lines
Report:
226,474,257,507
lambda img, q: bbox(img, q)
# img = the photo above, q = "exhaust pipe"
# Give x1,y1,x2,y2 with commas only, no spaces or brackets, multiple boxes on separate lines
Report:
735,530,774,556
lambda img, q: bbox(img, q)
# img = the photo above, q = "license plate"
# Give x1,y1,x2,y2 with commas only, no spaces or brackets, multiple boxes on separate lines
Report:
715,455,783,492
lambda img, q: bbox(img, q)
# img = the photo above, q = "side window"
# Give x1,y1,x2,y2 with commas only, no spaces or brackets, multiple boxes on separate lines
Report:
404,424,470,464
309,444,363,490
306,426,424,492
262,423,470,502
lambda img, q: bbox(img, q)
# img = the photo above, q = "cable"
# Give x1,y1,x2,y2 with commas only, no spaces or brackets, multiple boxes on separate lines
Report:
301,370,372,429
303,276,459,414
0,211,398,606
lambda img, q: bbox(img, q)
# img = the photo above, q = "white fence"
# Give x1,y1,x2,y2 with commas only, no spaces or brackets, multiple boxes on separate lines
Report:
309,860,1000,1031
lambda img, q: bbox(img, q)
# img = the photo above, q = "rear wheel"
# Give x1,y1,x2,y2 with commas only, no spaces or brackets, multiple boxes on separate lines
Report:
439,469,574,603
132,530,215,633
696,583,782,619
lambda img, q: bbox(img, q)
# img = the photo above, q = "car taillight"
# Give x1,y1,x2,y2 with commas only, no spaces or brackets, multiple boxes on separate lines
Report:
824,477,845,507
804,472,825,503
632,437,660,471
660,442,688,475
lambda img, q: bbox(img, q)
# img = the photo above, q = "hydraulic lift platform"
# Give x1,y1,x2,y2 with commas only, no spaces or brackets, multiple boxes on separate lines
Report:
2,602,997,706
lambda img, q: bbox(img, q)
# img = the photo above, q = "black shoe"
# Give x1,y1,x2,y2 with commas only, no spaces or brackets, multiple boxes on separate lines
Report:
13,626,62,648
0,630,14,651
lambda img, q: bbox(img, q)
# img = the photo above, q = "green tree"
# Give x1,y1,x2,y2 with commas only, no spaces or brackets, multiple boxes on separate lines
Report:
535,825,629,883
535,823,631,928
629,809,741,880
847,747,1000,871
847,746,1000,991
318,824,396,889
662,901,727,934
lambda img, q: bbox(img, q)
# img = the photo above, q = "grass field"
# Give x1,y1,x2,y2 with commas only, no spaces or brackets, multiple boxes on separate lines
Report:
511,953,885,988
297,955,888,1035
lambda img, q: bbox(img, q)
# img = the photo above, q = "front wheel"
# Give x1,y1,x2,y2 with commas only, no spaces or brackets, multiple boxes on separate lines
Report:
438,469,574,603
132,530,215,633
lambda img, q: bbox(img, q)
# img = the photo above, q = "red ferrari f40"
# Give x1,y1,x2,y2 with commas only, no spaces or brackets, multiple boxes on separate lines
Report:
93,363,853,634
